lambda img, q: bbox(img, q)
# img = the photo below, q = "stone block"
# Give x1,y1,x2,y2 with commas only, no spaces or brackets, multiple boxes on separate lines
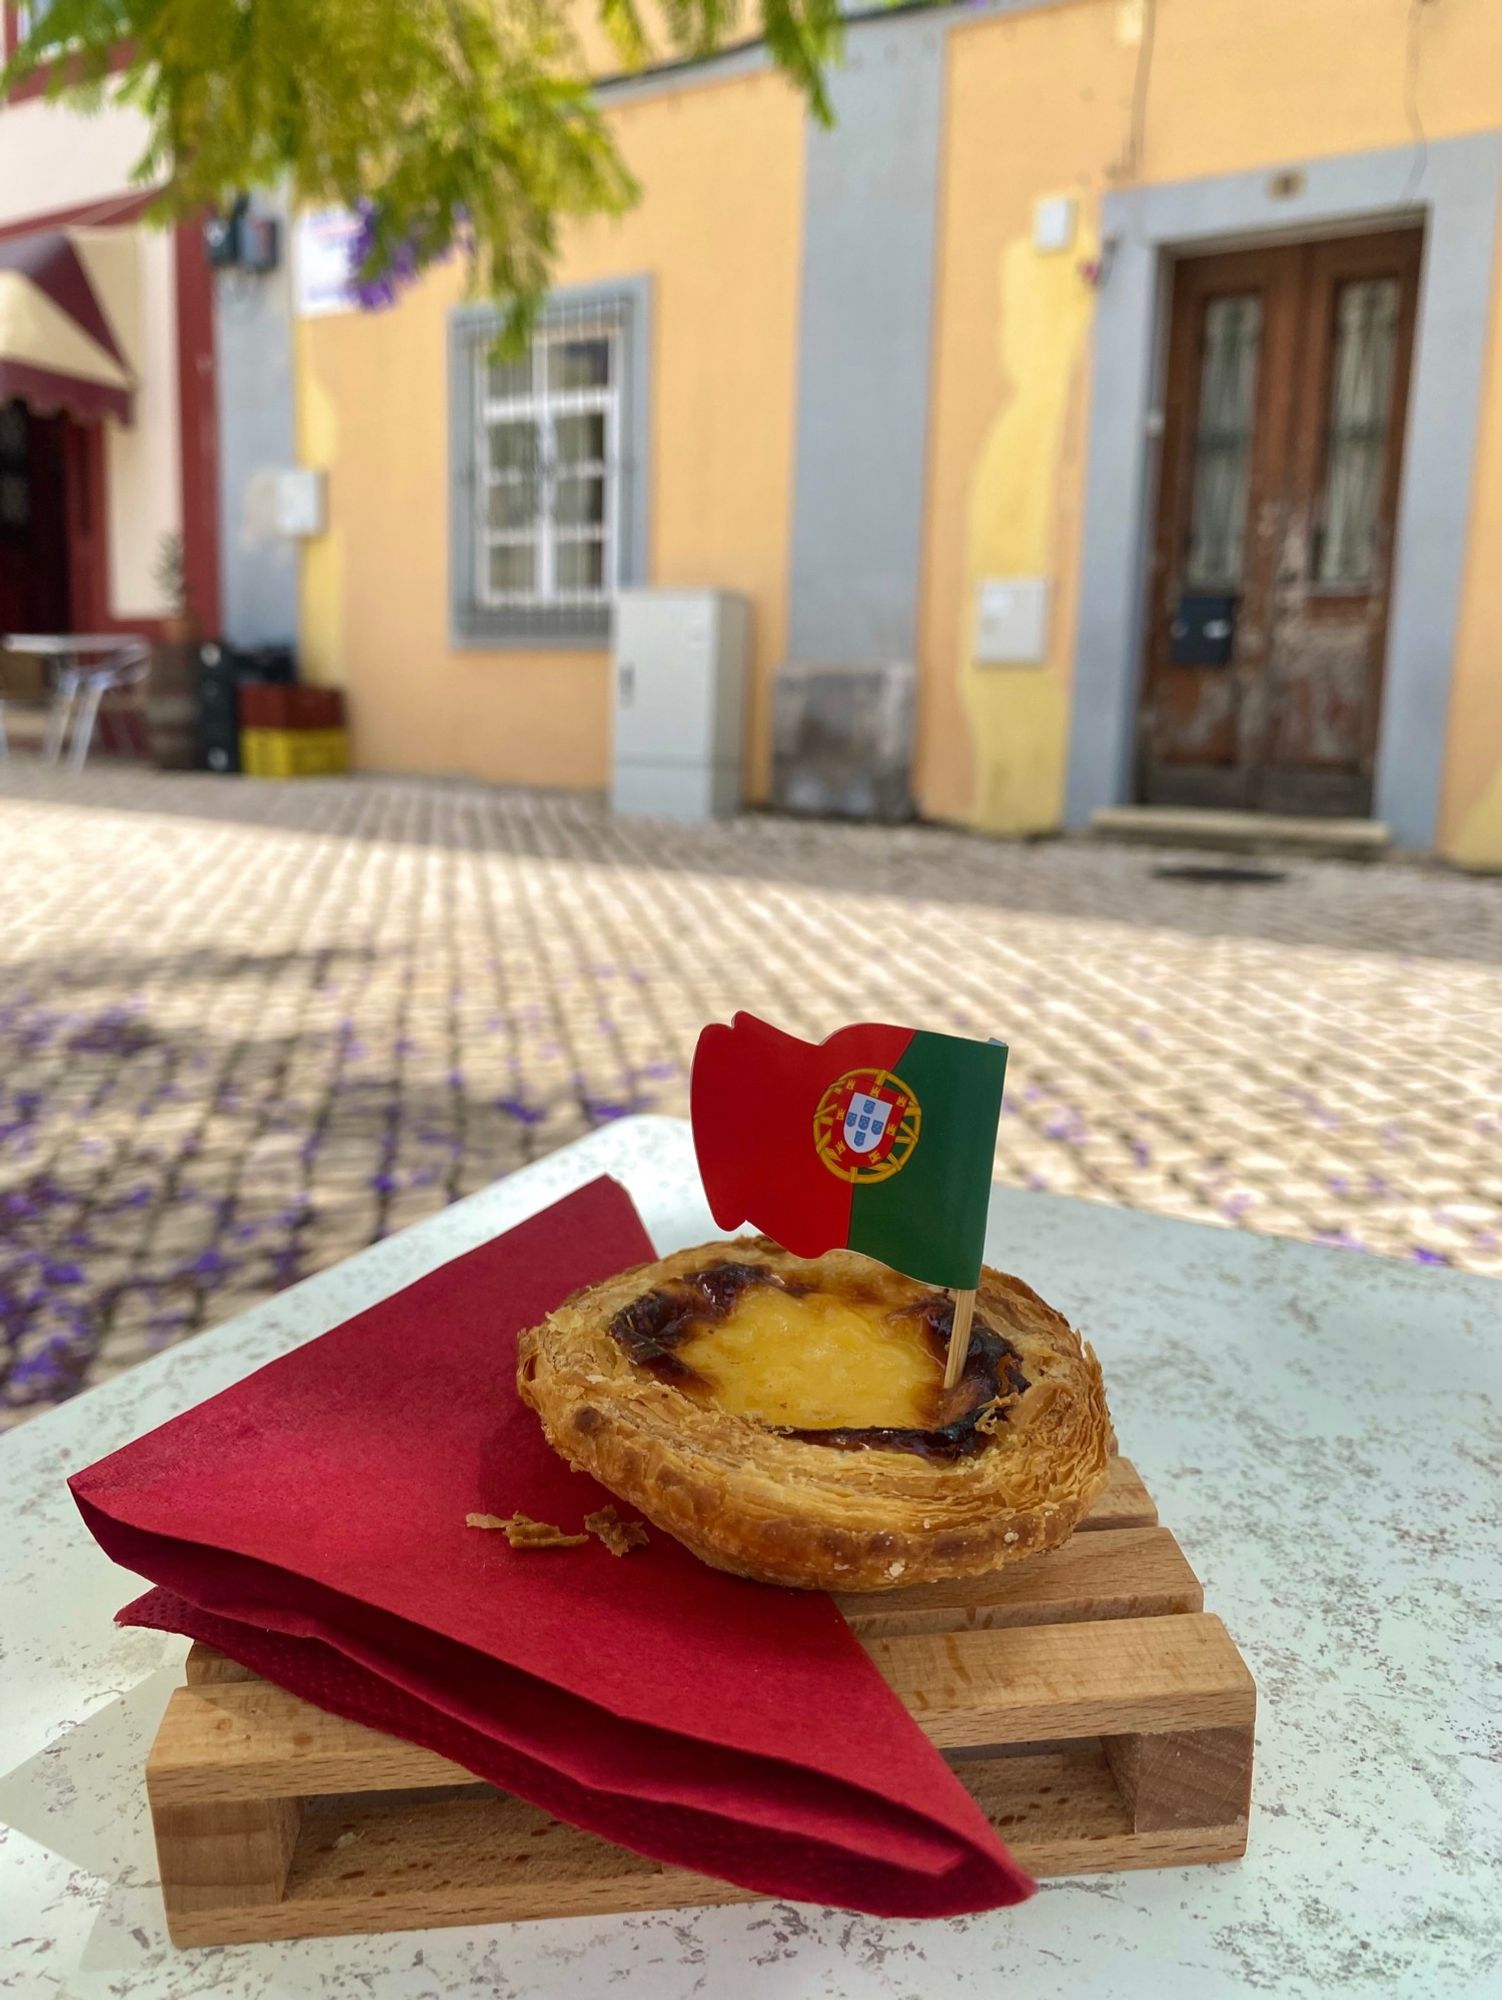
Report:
770,661,915,823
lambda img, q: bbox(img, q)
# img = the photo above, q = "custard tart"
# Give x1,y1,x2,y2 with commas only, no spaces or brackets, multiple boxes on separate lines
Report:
516,1237,1113,1591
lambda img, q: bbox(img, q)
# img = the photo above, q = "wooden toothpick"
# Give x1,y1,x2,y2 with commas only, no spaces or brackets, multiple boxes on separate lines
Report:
943,1287,976,1391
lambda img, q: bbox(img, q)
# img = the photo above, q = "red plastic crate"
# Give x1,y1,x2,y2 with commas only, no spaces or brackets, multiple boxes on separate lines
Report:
237,684,345,730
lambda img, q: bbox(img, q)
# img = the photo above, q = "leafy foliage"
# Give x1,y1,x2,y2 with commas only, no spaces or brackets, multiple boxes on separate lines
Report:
4,0,843,335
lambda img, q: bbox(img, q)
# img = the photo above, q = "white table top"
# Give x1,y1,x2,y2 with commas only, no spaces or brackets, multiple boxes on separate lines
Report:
2,1115,1498,2000
1,635,141,655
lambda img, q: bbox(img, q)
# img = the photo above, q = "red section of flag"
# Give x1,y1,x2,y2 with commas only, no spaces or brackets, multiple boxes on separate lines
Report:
691,1013,914,1257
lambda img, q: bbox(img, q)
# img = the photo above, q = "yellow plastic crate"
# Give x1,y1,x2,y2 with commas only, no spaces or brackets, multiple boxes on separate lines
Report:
240,727,350,779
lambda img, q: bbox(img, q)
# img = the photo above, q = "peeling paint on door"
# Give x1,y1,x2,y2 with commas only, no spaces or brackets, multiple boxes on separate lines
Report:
1138,230,1421,816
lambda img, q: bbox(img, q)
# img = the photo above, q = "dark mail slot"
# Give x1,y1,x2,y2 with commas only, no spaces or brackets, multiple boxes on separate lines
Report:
1169,592,1238,667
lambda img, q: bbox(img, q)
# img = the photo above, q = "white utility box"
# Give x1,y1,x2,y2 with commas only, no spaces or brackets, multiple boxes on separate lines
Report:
272,467,327,538
975,576,1050,665
1033,194,1078,253
611,589,750,821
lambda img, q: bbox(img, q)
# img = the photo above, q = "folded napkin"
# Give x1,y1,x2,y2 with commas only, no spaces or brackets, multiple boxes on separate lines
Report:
72,1176,1032,1918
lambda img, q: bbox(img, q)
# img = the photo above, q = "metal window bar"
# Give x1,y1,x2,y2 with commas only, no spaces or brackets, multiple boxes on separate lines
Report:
1184,294,1262,591
1316,278,1400,588
473,300,626,633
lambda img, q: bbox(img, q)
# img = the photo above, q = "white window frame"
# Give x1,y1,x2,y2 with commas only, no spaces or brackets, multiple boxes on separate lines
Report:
451,278,649,648
476,318,621,613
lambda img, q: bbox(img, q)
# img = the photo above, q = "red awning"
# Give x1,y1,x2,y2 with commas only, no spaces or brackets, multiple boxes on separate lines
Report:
0,229,136,424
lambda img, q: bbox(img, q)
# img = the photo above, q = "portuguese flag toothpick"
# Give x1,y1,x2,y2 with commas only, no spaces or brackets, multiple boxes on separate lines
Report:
691,1014,1008,1306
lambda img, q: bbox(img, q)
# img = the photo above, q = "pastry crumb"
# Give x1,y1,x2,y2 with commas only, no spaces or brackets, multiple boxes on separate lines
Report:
466,1510,589,1549
976,1394,1020,1435
585,1505,650,1556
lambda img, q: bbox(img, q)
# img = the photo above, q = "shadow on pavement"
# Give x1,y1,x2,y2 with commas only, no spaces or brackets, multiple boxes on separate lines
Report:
3,765,1499,966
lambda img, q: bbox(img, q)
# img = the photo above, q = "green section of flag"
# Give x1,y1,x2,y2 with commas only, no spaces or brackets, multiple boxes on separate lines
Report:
846,1031,1007,1289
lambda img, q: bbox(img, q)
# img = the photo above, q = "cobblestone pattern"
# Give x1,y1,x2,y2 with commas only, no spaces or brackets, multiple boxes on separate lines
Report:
2,765,1500,1427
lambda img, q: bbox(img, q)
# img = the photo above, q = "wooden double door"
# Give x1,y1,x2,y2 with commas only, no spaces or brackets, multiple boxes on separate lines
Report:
1137,229,1422,817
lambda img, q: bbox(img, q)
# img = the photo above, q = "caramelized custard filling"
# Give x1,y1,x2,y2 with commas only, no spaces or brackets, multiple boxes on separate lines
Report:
609,1260,1028,1460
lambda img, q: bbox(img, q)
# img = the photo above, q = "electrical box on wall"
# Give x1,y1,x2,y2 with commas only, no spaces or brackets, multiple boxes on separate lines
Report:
1033,195,1078,254
975,577,1049,665
204,196,281,275
273,469,327,539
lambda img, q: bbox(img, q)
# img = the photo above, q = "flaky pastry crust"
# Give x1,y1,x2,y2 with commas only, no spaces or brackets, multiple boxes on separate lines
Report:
516,1237,1114,1591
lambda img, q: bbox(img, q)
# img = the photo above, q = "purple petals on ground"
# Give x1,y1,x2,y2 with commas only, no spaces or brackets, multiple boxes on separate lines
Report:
185,1248,232,1281
581,1098,632,1125
494,1096,546,1126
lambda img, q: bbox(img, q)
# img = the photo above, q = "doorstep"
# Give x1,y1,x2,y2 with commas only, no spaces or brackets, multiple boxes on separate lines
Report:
1089,806,1391,863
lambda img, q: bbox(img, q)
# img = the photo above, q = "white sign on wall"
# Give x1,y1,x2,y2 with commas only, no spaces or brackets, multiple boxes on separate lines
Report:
272,468,328,539
295,207,362,318
975,577,1050,666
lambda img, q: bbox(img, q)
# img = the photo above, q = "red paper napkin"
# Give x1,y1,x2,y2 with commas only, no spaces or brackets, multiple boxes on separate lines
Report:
71,1176,1033,1918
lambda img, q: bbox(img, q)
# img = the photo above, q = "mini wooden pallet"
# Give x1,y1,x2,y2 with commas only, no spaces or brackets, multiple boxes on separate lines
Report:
145,1458,1255,1946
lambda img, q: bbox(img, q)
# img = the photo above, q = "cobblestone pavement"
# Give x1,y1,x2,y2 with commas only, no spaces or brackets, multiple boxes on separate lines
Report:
2,764,1500,1427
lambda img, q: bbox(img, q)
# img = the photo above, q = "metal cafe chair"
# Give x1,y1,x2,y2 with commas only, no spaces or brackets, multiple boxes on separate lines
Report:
0,634,152,771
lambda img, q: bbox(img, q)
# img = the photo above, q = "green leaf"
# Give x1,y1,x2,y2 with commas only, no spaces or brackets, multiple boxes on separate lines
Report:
0,0,857,321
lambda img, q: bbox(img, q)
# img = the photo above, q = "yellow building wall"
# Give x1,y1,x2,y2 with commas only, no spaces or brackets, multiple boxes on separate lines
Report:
298,68,804,793
920,0,1502,864
918,0,1128,829
1441,225,1502,872
298,0,1502,863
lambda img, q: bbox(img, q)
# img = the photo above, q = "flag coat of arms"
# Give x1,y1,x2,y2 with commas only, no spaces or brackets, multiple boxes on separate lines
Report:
691,1014,1008,1290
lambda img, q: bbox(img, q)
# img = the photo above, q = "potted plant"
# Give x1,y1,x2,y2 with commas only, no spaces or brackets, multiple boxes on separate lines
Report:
144,531,199,769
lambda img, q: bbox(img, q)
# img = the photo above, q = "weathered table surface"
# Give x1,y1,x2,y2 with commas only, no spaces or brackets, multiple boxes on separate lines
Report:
2,1115,1497,2000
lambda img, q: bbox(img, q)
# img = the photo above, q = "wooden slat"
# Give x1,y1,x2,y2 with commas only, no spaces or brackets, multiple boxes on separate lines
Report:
964,1741,1248,1879
184,1462,1165,1685
837,1527,1201,1640
150,1612,1252,1814
1103,1723,1255,1834
867,1613,1255,1750
160,1788,738,1946
286,1791,733,1933
1079,1458,1157,1531
185,1644,256,1686
180,1461,1158,1686
148,1682,473,1808
157,1735,1250,1946
154,1796,300,1924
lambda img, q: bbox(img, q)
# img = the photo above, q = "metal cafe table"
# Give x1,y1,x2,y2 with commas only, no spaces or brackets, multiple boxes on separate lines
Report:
0,632,150,769
1,1116,1496,1998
